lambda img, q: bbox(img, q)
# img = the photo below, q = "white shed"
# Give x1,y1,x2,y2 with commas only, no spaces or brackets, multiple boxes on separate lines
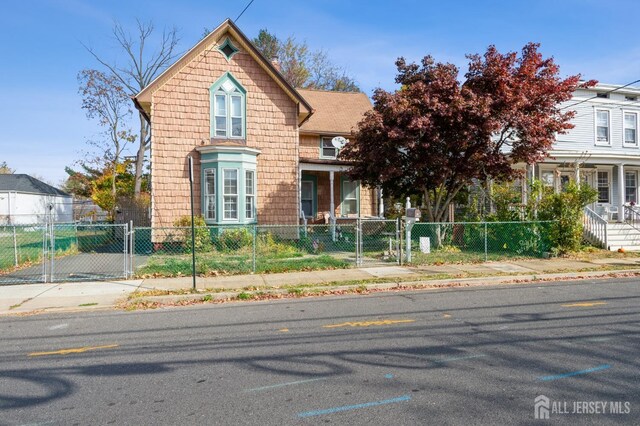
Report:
0,174,73,224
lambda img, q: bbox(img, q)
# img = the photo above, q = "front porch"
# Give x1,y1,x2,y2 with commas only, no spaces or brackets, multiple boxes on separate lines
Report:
535,161,640,223
298,160,381,225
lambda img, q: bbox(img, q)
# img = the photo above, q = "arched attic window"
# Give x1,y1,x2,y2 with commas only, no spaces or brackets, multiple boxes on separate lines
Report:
210,72,246,139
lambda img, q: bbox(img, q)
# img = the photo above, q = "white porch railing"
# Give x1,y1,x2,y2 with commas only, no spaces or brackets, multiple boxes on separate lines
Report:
584,207,608,249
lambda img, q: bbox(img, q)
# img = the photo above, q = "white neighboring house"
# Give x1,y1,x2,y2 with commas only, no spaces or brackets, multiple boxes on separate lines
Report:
0,174,73,225
526,83,640,250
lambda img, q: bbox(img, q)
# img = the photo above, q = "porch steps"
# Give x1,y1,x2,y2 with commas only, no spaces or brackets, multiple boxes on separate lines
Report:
607,223,640,251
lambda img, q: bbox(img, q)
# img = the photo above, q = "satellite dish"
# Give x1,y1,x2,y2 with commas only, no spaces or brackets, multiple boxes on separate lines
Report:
331,136,348,149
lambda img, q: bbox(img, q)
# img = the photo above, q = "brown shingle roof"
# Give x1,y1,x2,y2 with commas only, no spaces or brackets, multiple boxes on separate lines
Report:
297,89,372,135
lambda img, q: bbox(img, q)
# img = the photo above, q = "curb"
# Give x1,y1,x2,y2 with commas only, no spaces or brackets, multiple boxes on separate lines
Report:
129,268,640,307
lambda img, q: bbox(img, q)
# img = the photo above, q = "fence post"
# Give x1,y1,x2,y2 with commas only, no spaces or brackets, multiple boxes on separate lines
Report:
123,223,128,279
13,225,18,267
355,218,360,266
484,222,488,262
49,222,55,283
252,224,257,273
130,221,135,277
398,218,403,266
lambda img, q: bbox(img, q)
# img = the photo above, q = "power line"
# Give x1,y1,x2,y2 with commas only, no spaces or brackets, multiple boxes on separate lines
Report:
236,0,255,22
560,79,640,111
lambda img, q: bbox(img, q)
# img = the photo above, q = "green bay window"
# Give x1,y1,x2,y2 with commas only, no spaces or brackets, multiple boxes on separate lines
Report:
197,146,260,225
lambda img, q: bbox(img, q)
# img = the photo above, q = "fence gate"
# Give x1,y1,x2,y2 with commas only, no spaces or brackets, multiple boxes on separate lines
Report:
355,219,400,266
0,223,131,285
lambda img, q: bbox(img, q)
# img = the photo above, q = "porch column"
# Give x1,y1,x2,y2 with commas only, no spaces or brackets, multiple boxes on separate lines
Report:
575,165,580,184
329,171,335,219
378,187,384,217
330,171,336,240
618,163,625,222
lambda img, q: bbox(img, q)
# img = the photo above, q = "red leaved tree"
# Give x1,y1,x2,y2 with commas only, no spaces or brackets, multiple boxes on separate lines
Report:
340,43,595,222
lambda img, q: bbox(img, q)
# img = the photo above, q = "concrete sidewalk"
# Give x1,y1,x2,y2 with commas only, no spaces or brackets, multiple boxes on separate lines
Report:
2,256,640,315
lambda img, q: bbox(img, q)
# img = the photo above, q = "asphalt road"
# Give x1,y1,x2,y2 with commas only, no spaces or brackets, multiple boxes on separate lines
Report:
1,277,639,425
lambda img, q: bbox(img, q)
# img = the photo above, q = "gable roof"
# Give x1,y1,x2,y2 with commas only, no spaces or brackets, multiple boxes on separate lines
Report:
0,174,70,197
134,19,313,124
297,89,372,135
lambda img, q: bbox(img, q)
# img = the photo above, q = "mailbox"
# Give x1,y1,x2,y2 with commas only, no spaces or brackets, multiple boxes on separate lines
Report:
406,208,421,219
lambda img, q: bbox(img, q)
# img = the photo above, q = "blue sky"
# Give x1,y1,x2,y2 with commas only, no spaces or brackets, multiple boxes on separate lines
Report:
2,0,639,186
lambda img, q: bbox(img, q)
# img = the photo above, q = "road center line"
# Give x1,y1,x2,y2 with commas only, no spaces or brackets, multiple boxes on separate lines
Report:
28,344,119,357
298,395,411,418
537,364,611,381
323,319,415,328
561,301,607,307
245,377,328,392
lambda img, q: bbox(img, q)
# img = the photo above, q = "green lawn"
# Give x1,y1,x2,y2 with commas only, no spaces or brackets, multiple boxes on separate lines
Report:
135,252,350,277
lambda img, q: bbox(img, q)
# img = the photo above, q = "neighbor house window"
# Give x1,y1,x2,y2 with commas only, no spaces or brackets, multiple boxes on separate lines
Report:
321,137,338,159
210,73,246,139
245,170,255,220
597,171,610,203
625,172,637,203
624,112,638,146
541,171,555,187
341,178,359,216
204,169,216,220
223,169,238,219
596,110,610,144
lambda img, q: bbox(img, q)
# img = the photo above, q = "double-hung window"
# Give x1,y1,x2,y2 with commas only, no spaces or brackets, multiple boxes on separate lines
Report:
625,172,637,204
320,137,338,159
204,169,216,220
211,74,245,139
245,170,255,220
597,171,610,203
223,169,238,220
624,112,638,147
341,179,359,216
596,110,610,144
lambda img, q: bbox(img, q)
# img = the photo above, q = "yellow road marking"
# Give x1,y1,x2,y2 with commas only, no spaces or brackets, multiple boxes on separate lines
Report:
28,344,119,357
443,314,452,318
279,328,289,332
561,302,608,308
323,319,415,328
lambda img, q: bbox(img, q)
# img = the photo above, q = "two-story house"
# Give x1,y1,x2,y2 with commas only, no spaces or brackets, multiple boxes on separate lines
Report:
530,83,640,249
133,19,378,230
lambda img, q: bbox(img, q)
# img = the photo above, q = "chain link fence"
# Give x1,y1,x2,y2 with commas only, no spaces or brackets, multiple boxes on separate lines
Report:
0,223,130,284
1,220,556,284
408,221,553,264
133,223,366,277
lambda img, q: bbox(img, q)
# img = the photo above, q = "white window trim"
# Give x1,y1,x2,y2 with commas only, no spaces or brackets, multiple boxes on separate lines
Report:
596,170,610,204
213,91,245,139
625,170,638,204
245,169,255,220
594,108,612,146
320,136,339,159
340,178,360,216
204,168,216,221
622,110,639,148
222,168,239,221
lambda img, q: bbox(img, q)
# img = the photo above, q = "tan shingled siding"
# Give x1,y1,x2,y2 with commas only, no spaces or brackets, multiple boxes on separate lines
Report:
299,134,319,158
150,35,299,227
